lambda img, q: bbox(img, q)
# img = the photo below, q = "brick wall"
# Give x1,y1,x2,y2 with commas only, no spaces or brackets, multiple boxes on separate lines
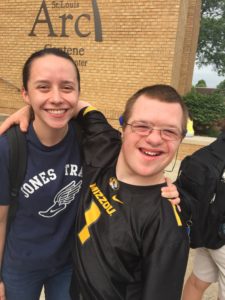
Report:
178,142,204,160
0,0,201,117
177,0,201,95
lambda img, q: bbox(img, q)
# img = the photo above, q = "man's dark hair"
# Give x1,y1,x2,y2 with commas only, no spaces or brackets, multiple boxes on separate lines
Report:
121,84,188,136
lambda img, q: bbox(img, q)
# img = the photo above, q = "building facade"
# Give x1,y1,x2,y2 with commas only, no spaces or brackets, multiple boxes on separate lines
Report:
0,0,201,120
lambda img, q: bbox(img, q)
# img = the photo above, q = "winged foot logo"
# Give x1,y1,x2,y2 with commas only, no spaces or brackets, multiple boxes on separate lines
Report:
39,180,82,218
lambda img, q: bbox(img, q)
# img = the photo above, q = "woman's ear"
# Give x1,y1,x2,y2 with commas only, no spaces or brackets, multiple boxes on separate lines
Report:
21,87,30,105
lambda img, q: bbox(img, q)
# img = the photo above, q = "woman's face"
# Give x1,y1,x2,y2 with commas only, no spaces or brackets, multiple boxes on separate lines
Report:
22,54,79,134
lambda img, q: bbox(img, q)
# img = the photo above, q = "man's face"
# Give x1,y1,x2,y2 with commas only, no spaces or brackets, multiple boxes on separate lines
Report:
117,95,183,185
22,54,79,134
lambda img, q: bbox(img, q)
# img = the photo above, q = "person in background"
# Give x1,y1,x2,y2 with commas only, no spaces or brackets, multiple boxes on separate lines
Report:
181,129,225,300
186,114,195,137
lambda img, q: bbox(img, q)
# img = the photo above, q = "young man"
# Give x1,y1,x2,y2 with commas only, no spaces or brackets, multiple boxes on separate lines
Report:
0,84,189,299
71,84,190,299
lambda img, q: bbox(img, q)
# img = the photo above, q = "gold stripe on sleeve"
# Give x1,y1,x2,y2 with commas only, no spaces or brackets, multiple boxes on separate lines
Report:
171,204,182,226
78,201,101,244
83,106,97,116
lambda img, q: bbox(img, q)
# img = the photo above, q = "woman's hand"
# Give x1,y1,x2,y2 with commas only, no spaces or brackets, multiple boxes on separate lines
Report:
0,106,31,135
161,177,181,211
0,281,6,300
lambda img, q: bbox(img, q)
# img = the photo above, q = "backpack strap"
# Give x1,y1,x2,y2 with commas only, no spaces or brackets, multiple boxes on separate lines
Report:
7,125,27,199
6,125,27,224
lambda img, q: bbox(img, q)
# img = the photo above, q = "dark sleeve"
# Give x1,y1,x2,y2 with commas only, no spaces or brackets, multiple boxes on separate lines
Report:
142,240,189,300
175,154,215,224
76,108,122,167
141,207,189,300
176,184,198,222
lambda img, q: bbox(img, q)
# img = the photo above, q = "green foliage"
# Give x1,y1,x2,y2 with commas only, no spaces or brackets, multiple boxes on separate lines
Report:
195,79,207,87
197,0,225,75
183,88,225,136
217,79,225,95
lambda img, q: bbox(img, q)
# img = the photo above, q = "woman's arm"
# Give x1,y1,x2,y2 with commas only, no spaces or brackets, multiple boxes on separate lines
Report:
0,205,9,300
162,177,181,209
0,106,31,134
0,100,92,135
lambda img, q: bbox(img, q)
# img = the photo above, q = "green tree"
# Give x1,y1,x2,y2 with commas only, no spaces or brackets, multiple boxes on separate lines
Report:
195,79,207,87
217,79,225,95
197,0,225,75
183,88,225,136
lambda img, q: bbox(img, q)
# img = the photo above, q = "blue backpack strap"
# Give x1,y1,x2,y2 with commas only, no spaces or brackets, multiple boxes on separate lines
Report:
6,125,27,223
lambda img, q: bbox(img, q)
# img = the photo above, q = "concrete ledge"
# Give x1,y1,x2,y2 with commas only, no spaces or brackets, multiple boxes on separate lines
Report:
0,114,9,122
183,135,216,146
178,135,216,160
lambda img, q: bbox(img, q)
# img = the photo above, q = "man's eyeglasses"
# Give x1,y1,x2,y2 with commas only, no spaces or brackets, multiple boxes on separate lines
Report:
126,122,183,141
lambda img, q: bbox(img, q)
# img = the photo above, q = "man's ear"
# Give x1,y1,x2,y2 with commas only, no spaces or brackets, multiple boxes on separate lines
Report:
21,87,30,105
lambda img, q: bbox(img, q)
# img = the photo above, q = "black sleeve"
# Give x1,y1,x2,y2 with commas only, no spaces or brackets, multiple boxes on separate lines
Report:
176,184,198,222
141,203,189,300
175,154,215,224
76,108,122,167
142,238,189,300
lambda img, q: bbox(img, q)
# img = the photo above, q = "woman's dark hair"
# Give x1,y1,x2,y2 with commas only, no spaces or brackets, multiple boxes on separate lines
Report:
22,48,80,91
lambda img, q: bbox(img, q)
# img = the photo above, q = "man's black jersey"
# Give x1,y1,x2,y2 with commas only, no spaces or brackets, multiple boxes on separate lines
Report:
71,108,189,300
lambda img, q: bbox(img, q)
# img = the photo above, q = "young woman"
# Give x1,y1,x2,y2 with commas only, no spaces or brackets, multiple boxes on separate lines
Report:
0,48,83,300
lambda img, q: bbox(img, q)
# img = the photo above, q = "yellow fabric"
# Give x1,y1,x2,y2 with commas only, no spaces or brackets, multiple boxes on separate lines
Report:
83,106,97,116
186,118,194,137
171,204,182,226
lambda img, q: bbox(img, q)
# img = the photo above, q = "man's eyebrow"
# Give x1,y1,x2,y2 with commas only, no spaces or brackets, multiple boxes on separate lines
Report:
34,80,50,84
60,80,76,85
34,80,76,85
132,120,148,124
133,120,180,129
